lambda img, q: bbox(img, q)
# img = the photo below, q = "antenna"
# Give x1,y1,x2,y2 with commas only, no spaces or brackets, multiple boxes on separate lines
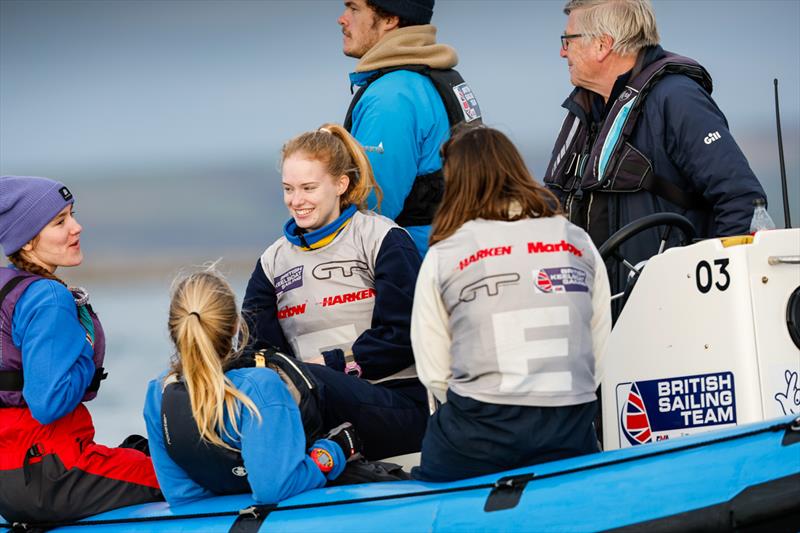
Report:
773,79,792,228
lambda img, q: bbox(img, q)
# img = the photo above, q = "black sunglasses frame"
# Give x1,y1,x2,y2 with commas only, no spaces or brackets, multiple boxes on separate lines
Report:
560,33,585,50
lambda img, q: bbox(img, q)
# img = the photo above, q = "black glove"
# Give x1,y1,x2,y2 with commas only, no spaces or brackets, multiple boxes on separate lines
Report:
325,422,363,462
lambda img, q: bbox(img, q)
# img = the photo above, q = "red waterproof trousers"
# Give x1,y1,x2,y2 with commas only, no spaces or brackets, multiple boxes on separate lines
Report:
0,404,162,524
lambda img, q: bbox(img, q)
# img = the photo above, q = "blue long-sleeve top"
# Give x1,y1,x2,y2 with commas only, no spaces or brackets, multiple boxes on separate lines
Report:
12,278,95,424
349,69,450,256
143,367,345,506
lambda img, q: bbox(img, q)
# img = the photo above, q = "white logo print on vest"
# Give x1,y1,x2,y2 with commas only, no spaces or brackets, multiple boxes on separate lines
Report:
704,131,721,145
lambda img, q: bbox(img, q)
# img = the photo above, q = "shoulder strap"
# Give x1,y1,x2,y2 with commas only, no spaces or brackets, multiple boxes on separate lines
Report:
344,65,481,131
232,346,325,447
0,276,28,306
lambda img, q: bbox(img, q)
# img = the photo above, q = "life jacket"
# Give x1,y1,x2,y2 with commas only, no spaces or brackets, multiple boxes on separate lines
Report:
160,346,324,495
0,268,106,407
543,51,713,214
344,65,482,227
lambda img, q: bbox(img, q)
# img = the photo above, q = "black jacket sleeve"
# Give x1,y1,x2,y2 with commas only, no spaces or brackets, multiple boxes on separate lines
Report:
346,228,421,380
657,76,766,235
242,259,293,355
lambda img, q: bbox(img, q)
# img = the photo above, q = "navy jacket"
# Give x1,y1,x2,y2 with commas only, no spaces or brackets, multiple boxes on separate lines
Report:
550,46,766,291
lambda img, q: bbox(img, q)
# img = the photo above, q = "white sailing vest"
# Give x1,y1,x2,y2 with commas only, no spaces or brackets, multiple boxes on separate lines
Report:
260,211,416,383
433,216,600,406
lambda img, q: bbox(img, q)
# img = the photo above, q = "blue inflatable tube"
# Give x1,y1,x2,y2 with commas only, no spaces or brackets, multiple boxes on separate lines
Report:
3,414,798,532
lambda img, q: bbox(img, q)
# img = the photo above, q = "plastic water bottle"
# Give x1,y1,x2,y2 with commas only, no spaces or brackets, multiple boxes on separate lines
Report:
749,198,776,234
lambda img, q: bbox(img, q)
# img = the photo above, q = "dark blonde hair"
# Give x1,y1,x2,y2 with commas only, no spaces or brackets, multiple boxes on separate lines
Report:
8,247,66,286
430,124,561,246
168,268,260,451
281,123,382,211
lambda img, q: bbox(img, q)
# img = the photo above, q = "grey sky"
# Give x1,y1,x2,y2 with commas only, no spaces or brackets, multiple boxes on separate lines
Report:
1,0,798,257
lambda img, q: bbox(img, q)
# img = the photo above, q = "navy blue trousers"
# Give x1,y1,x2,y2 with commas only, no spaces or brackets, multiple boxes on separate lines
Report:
412,390,599,482
306,364,429,461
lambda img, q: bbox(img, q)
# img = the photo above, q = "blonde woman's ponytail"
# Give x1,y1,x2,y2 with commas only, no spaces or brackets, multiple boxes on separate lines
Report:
319,123,382,211
168,269,260,451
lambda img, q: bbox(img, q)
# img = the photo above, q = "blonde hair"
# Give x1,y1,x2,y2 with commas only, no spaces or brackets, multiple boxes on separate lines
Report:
430,124,561,246
564,0,660,56
167,268,260,451
281,123,382,211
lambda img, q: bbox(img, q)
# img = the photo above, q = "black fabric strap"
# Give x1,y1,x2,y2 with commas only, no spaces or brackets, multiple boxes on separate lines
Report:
87,367,107,392
0,276,28,306
394,169,444,227
228,505,276,533
0,370,24,392
0,367,106,394
640,171,707,211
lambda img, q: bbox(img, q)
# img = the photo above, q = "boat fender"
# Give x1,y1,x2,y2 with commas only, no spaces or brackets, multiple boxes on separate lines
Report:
483,473,536,512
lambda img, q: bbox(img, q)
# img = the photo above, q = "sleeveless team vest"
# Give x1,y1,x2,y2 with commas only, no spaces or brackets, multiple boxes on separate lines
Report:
344,66,482,227
0,268,106,407
261,211,416,384
432,217,599,407
544,51,713,212
160,348,323,496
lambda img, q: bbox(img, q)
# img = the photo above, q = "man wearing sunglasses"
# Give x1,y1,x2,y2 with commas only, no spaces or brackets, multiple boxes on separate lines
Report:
544,0,765,295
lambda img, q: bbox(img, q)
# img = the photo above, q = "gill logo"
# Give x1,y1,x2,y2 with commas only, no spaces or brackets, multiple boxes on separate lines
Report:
704,131,721,144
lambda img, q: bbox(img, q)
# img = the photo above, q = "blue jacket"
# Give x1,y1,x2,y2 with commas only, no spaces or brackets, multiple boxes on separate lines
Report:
349,69,450,256
10,277,95,424
143,368,344,506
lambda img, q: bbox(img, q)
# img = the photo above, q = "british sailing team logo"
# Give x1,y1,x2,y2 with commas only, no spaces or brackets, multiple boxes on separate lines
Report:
621,382,653,445
616,372,737,448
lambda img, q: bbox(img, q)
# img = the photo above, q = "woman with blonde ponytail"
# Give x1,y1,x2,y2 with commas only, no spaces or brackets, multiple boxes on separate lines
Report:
0,176,162,524
243,124,428,460
143,268,357,506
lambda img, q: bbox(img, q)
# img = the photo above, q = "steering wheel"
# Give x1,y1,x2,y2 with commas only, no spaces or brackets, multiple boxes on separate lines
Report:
599,212,697,306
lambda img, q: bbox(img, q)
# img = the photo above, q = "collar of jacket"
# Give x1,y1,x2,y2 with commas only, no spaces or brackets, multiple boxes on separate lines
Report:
561,44,666,123
351,24,458,78
283,204,358,250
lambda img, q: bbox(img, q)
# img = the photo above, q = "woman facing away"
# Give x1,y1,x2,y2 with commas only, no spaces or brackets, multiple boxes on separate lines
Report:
410,125,611,482
243,124,428,460
0,176,162,523
143,269,361,506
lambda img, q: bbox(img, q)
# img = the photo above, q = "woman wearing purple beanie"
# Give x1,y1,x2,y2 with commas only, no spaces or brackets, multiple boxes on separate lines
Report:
0,176,162,525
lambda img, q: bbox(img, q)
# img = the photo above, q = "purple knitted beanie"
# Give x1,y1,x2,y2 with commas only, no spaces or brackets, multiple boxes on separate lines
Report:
0,176,75,256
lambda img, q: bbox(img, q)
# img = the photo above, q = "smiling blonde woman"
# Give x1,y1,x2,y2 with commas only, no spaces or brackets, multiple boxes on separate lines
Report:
243,124,428,460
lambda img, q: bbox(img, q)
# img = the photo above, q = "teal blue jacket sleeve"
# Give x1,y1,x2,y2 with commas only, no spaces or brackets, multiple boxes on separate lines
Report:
233,369,340,502
13,279,95,424
350,71,449,221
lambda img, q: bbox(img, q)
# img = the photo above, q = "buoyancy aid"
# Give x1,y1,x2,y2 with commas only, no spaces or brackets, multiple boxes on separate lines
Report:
0,268,107,407
344,65,482,227
544,51,713,217
160,347,324,495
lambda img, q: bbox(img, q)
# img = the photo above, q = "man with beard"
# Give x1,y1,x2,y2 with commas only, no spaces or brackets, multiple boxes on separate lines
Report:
338,0,481,256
